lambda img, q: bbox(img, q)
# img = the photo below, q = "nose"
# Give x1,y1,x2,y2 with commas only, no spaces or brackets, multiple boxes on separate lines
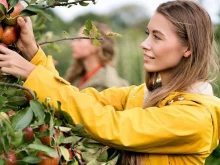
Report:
140,37,151,50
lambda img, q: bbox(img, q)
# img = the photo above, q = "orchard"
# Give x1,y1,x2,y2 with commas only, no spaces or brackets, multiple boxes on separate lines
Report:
0,0,120,165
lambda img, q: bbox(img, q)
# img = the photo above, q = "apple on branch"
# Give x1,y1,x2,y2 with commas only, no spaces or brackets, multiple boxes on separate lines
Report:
3,2,24,25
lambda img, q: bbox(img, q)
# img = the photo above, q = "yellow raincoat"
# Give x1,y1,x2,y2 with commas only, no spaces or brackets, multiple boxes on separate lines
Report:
24,48,220,165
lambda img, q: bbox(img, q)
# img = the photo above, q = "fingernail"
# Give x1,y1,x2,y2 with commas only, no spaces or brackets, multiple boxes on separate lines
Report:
18,17,22,23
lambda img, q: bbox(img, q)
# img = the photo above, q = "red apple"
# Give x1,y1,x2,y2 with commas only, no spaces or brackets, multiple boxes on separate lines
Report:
3,2,24,25
23,126,34,142
37,152,60,165
10,2,24,18
2,25,19,45
0,24,3,40
39,124,51,145
4,151,17,165
6,109,15,117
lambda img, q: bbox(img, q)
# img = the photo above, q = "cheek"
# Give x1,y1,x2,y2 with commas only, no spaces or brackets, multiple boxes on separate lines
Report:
155,45,183,65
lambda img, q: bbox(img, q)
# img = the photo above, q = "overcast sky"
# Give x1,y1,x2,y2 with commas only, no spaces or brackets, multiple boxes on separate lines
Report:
52,0,220,23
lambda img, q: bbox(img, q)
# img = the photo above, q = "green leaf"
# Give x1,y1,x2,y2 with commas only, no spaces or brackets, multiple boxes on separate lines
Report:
93,38,101,46
72,124,84,132
59,146,70,161
27,144,58,158
59,110,74,125
83,141,105,149
20,10,37,17
46,0,56,6
20,6,53,21
2,136,9,153
30,100,45,124
3,88,17,96
0,159,5,165
87,159,99,165
83,29,90,36
0,96,8,108
105,32,123,37
12,107,33,131
79,1,89,6
7,96,28,106
0,4,6,16
22,156,41,164
85,19,92,31
8,0,19,7
82,152,97,163
63,136,81,145
92,25,101,38
97,150,108,162
106,154,119,165
11,130,24,147
2,118,15,137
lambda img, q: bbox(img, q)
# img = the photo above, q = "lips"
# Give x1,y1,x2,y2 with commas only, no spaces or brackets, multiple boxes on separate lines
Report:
144,55,155,59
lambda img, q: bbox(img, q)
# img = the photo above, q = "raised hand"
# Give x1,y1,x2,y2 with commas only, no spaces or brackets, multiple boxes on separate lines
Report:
16,17,38,61
0,45,35,80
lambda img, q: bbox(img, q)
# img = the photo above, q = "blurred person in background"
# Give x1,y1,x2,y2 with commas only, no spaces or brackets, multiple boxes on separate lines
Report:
64,22,129,91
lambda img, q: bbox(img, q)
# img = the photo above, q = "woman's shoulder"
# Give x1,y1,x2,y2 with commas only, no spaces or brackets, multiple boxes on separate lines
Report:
101,65,130,87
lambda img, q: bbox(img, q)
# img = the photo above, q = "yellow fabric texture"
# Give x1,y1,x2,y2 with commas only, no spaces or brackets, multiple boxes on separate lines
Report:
24,48,220,165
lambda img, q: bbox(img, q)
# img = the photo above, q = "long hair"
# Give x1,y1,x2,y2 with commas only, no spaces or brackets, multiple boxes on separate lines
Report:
118,1,219,164
64,22,115,83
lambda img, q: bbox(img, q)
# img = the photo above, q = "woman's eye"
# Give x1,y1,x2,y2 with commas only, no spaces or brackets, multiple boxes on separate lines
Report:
154,35,161,40
145,31,149,36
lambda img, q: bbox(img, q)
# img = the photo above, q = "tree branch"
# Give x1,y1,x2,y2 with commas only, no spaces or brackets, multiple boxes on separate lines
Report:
43,0,96,9
0,82,35,99
39,36,102,45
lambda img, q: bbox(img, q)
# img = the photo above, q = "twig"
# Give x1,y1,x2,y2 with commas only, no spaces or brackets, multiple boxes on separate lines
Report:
39,37,102,46
0,82,35,99
43,0,96,9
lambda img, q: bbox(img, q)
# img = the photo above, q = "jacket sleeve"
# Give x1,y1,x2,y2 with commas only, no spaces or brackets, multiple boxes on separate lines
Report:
30,47,59,75
23,65,213,155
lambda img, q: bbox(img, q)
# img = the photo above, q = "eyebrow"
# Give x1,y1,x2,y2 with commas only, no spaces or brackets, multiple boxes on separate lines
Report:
146,28,165,36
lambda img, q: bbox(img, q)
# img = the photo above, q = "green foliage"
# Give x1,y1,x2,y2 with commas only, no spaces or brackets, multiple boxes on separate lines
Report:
0,75,120,164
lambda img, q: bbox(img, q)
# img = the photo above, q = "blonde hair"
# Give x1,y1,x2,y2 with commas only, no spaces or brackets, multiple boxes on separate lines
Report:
118,1,219,164
65,22,115,83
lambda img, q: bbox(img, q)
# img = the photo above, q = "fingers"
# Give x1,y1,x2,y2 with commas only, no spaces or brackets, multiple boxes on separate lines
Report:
0,45,11,54
23,17,33,31
17,17,31,34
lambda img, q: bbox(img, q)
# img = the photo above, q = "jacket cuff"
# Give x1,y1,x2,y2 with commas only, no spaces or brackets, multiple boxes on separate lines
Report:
30,47,47,65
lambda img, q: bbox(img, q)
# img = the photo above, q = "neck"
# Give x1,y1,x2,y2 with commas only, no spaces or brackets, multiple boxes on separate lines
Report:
83,56,102,74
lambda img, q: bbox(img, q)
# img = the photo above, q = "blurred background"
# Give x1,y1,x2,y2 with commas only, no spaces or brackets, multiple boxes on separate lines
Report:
32,1,220,163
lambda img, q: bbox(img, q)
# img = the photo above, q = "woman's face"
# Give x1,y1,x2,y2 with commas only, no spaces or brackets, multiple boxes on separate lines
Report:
140,12,190,80
71,27,99,59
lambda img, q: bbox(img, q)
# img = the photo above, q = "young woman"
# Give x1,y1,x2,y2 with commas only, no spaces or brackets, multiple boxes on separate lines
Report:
65,22,129,91
0,1,219,164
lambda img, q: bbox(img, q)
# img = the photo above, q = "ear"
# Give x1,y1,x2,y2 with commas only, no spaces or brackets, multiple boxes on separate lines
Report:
183,48,191,57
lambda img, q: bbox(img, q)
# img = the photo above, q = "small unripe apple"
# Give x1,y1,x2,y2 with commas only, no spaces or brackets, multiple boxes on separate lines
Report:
0,112,9,121
39,124,51,145
4,151,17,165
23,126,34,142
2,25,19,45
37,152,60,165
